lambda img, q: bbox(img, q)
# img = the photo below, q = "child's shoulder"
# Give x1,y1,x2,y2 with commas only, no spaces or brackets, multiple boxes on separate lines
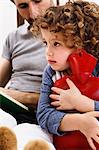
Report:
44,65,55,73
44,65,55,77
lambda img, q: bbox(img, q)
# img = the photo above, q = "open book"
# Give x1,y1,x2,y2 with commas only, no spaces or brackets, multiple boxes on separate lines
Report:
0,91,29,115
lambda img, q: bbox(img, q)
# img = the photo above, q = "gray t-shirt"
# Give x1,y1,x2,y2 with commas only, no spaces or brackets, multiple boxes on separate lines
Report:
2,23,47,93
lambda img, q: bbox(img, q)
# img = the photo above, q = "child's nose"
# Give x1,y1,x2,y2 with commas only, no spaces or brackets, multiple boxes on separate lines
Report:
47,50,54,56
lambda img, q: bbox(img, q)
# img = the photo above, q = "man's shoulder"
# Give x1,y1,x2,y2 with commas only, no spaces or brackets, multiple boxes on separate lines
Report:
17,23,29,35
8,23,29,37
6,23,32,43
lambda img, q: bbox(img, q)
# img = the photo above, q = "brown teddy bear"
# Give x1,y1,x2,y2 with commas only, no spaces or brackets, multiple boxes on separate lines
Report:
0,126,52,150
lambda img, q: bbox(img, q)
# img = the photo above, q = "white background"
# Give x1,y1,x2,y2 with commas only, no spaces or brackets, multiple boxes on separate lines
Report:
0,0,98,56
0,0,17,56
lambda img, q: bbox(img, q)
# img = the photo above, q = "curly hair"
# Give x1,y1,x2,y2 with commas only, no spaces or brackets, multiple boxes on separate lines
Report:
32,0,99,61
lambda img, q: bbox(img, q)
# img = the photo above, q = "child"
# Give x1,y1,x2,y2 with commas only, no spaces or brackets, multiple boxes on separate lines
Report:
34,1,99,150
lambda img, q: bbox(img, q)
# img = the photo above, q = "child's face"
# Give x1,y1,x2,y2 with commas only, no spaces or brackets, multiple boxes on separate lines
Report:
41,29,76,71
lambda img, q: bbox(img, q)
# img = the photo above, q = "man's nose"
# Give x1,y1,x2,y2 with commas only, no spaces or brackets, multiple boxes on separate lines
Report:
28,1,34,18
28,1,39,18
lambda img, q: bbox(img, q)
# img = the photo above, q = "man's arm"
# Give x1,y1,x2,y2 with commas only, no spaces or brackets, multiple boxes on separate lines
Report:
0,87,39,108
0,57,39,108
0,57,12,87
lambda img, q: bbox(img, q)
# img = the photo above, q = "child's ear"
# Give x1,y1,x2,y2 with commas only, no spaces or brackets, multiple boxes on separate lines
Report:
0,126,17,150
24,139,51,150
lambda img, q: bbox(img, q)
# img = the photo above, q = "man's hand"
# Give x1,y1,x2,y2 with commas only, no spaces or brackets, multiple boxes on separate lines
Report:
0,87,39,108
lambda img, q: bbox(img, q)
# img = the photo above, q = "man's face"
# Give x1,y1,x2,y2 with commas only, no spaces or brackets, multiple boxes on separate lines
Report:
14,0,53,25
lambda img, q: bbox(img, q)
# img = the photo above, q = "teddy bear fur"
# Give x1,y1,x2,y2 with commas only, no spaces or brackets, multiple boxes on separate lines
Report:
0,126,17,150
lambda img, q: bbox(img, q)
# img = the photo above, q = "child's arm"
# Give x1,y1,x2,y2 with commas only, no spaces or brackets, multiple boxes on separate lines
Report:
50,78,95,112
59,111,99,150
37,67,99,150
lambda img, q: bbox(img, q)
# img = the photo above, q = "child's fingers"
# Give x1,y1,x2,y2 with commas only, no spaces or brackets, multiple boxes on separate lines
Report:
87,138,96,150
51,101,60,107
88,111,99,118
50,94,60,100
51,87,64,94
66,78,79,91
56,106,63,110
93,135,99,145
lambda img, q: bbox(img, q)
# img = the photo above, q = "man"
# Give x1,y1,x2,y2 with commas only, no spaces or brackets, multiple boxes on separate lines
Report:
0,1,56,150
0,0,54,124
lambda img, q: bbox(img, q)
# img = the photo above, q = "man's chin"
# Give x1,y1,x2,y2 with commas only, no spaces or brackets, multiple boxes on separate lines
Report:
27,19,34,30
27,18,35,25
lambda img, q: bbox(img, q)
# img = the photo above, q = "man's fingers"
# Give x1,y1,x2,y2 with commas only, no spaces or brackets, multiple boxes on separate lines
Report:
51,87,64,94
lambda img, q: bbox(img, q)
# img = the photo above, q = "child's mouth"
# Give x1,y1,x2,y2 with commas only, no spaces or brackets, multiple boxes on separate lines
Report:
48,60,56,64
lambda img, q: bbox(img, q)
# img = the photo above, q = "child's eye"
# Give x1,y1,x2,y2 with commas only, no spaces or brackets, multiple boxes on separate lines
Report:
53,42,61,47
18,3,28,9
43,40,47,46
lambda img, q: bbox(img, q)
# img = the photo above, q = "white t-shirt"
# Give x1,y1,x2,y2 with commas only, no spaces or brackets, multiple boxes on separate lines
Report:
2,23,47,93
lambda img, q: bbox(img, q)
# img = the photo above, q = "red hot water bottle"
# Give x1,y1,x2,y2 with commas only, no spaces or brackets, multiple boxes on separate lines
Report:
53,50,99,150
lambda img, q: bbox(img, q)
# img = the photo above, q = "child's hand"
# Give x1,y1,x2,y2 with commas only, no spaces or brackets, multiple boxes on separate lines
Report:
78,111,99,150
50,78,94,112
50,78,82,110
